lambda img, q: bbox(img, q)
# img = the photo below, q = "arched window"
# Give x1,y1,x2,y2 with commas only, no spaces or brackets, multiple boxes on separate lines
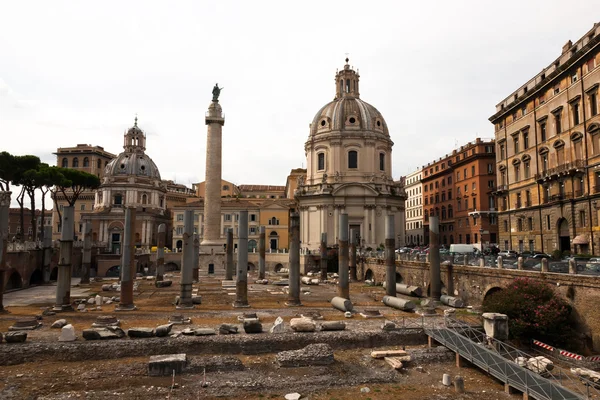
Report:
379,153,385,171
97,159,101,169
83,157,89,167
269,217,280,226
141,194,147,205
72,157,79,168
317,153,325,171
348,151,358,169
61,158,68,168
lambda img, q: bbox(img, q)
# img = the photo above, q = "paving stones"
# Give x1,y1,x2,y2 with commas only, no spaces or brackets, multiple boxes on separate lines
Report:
148,354,187,376
51,319,68,329
127,328,155,338
58,324,76,342
4,331,27,343
155,323,174,337
218,324,239,335
276,343,334,367
82,327,125,340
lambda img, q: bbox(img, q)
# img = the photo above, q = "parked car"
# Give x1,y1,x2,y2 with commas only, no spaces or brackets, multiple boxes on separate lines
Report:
531,252,551,259
498,250,518,258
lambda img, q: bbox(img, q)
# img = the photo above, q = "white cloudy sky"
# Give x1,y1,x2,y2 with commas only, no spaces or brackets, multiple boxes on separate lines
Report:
1,0,599,208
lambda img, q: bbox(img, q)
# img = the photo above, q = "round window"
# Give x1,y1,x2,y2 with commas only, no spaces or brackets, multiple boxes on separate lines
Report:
120,164,125,169
320,120,326,127
349,117,356,124
141,165,146,170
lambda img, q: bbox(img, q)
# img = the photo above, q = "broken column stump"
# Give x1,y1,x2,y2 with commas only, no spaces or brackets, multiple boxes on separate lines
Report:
148,354,187,376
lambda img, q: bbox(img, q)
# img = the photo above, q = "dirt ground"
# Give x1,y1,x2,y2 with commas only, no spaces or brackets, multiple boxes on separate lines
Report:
0,272,519,399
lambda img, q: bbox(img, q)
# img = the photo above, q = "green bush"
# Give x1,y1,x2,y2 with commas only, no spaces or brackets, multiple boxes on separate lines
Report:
551,249,562,261
562,250,571,258
482,277,574,347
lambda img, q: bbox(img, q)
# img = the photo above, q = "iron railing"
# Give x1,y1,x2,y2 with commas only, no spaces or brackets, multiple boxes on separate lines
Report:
425,318,600,399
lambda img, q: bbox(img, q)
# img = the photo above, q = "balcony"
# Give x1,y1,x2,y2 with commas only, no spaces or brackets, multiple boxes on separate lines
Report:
494,184,508,194
542,191,584,204
535,159,586,182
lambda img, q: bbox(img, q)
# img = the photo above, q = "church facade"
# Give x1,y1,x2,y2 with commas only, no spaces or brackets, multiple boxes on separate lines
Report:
296,59,406,251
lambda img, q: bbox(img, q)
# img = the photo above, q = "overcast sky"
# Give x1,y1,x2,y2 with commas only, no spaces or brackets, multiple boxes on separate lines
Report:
1,1,599,208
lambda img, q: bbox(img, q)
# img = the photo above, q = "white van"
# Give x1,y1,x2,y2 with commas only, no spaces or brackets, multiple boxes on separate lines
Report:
449,244,477,254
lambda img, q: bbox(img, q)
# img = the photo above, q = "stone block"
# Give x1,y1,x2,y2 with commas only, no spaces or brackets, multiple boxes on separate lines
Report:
482,313,509,340
9,318,41,331
148,354,187,376
127,328,155,338
218,324,239,335
155,323,174,337
82,327,125,340
51,319,68,329
290,317,316,332
381,320,396,331
91,315,120,328
193,328,216,336
371,350,408,359
4,331,27,343
155,280,172,288
276,343,334,367
59,324,76,342
384,357,403,370
243,319,263,334
192,296,202,305
331,296,353,312
320,321,346,331
269,316,285,334
440,295,465,308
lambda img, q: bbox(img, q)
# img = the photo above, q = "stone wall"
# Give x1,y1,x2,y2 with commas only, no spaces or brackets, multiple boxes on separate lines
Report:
364,258,600,351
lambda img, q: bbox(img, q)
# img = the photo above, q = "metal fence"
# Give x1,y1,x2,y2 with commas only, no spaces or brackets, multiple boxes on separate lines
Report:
425,318,600,399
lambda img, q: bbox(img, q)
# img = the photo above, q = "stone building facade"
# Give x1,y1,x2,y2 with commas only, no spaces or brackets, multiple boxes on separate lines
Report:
403,168,424,246
296,59,406,251
81,118,170,253
490,23,600,255
51,144,116,240
421,139,498,247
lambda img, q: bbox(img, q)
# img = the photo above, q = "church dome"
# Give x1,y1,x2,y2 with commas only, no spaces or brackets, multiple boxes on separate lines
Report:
104,117,162,180
309,58,389,137
105,152,161,180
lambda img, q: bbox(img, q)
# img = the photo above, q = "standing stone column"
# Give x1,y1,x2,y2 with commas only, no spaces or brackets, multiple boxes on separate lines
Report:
320,233,328,281
178,210,195,309
42,225,52,283
286,212,301,306
258,226,266,280
80,223,92,284
201,99,225,246
0,191,10,313
225,228,234,281
54,206,74,311
349,229,358,282
117,207,136,311
338,213,350,299
429,216,441,301
156,223,166,282
385,215,396,297
193,234,199,282
233,210,249,308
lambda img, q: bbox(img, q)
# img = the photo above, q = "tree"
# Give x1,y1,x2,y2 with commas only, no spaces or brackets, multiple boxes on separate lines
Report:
11,156,41,241
482,277,574,348
52,168,100,237
0,151,17,191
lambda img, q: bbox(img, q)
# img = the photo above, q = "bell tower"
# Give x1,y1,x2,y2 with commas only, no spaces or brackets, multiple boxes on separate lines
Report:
123,116,146,153
335,58,360,99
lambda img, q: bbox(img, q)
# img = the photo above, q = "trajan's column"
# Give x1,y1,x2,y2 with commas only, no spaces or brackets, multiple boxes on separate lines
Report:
200,84,226,273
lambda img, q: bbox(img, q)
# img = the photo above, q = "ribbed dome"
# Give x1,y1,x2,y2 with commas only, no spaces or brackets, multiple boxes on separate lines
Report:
310,97,389,136
104,152,161,180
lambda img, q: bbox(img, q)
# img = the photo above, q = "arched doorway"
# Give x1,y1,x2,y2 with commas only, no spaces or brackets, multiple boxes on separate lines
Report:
176,240,183,252
6,271,22,290
248,262,256,271
269,231,278,250
106,265,120,277
364,269,374,282
557,218,570,253
30,269,44,285
165,262,179,271
248,240,257,252
483,286,503,302
395,272,403,283
274,263,284,272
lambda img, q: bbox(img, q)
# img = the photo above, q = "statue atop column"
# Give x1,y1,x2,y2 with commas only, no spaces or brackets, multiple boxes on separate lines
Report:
212,83,223,102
